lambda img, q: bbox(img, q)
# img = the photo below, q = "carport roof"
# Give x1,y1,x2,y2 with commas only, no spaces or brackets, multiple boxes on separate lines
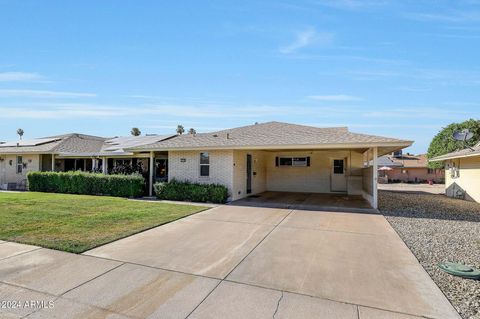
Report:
128,121,412,154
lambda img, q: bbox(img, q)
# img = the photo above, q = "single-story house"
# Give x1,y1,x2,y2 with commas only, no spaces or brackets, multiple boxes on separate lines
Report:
377,152,444,184
0,133,175,190
430,143,480,202
0,122,412,208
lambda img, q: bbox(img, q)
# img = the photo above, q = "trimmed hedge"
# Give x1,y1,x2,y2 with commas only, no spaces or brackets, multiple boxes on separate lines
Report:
154,180,229,204
27,171,145,198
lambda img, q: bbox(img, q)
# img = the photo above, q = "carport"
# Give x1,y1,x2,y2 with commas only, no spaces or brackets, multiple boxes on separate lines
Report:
230,146,385,209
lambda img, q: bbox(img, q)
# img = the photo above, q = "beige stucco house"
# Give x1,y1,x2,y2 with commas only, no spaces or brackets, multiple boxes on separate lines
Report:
0,122,412,209
430,143,480,202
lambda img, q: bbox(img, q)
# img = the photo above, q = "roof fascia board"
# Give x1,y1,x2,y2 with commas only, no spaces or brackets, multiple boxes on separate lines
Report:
128,141,413,152
430,152,480,161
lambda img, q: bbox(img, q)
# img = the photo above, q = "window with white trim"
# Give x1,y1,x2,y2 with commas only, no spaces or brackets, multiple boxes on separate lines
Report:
200,152,210,177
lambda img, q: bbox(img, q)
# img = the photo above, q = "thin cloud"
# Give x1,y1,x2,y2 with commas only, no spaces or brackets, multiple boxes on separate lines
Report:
307,95,363,102
279,28,333,54
0,72,45,82
311,0,389,10
0,103,357,120
0,89,96,98
362,107,472,120
405,11,480,23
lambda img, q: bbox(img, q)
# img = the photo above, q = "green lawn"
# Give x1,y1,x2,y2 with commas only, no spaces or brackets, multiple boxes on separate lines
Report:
0,192,207,253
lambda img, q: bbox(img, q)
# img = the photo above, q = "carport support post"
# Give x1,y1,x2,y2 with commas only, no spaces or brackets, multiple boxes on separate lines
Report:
149,151,154,197
51,154,55,172
373,147,378,209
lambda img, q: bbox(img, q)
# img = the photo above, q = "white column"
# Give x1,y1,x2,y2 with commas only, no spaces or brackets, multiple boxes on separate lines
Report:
149,152,154,197
102,157,107,174
51,154,55,172
372,147,378,209
92,158,97,171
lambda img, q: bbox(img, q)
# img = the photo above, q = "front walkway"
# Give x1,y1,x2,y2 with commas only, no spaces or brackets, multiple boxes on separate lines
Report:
0,204,459,318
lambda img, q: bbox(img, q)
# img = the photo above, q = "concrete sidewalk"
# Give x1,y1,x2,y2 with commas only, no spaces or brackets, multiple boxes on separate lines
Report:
0,205,460,319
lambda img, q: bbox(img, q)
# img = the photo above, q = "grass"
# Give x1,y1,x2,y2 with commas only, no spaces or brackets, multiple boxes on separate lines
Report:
0,192,207,253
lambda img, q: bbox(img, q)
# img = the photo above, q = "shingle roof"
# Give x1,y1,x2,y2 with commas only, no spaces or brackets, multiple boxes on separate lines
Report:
0,133,176,157
0,134,75,154
430,143,480,161
129,121,412,151
0,133,108,155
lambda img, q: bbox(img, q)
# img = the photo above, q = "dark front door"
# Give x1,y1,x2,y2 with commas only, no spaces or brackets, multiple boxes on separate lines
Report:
155,158,168,182
246,154,252,194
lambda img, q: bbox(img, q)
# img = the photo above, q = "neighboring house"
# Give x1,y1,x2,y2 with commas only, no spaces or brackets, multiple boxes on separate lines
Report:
430,143,480,203
0,133,174,190
0,122,412,208
377,152,444,184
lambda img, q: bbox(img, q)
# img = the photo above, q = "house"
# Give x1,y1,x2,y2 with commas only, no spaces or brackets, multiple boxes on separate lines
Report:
0,122,412,209
0,133,174,190
128,122,412,208
430,143,480,202
377,152,444,184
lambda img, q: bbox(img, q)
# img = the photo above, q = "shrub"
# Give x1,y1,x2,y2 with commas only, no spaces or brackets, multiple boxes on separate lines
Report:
27,171,144,198
154,180,229,204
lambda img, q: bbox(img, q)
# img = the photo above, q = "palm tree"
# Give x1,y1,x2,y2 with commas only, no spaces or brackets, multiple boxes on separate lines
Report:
188,128,197,135
131,127,141,136
176,125,185,135
17,128,24,140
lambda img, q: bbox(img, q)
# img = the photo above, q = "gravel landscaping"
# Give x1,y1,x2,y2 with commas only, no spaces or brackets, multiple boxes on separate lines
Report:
379,190,480,319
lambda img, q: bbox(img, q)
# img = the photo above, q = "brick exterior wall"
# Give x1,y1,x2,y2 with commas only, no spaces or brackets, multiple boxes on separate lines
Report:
168,150,235,199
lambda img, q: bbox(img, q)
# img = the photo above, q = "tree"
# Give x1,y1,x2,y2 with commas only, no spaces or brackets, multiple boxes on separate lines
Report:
131,127,141,136
188,128,196,135
176,125,185,135
17,128,24,140
427,118,480,168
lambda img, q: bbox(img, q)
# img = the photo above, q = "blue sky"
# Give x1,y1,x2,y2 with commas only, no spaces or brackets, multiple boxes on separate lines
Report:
1,0,479,153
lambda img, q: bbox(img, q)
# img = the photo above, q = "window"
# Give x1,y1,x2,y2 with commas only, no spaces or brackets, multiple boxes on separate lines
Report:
16,156,23,174
200,152,210,177
427,168,434,174
279,157,292,166
333,159,344,174
276,156,310,167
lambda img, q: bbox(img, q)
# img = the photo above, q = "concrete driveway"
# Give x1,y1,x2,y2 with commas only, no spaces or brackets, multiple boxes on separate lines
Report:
0,204,459,318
